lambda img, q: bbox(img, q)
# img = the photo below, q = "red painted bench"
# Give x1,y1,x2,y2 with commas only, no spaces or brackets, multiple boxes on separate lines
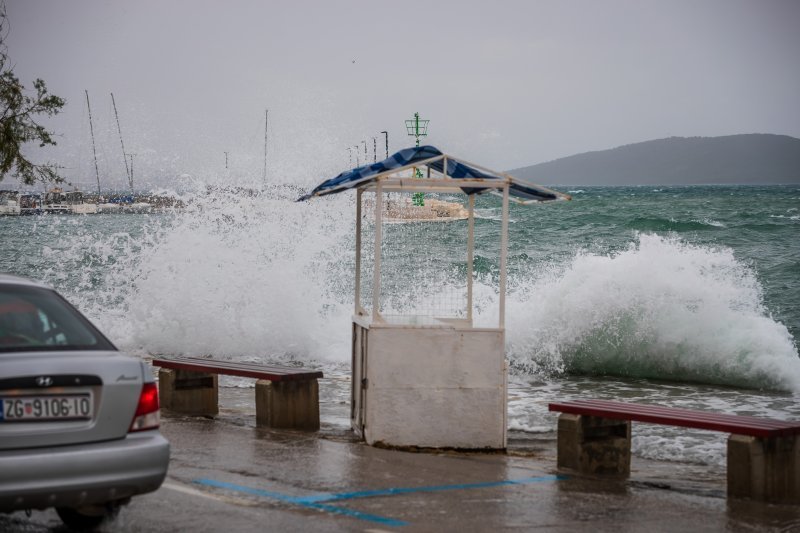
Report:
549,399,800,504
152,356,323,431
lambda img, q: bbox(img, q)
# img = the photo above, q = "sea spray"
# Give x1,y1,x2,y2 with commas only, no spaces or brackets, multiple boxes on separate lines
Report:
28,183,355,362
504,233,800,391
10,186,798,393
115,186,355,361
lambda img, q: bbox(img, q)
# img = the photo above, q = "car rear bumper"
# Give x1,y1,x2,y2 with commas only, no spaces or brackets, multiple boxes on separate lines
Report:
0,430,169,512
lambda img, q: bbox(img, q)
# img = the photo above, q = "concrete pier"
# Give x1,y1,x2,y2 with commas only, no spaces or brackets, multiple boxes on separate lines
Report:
556,413,631,475
255,379,320,431
158,368,218,417
728,434,800,504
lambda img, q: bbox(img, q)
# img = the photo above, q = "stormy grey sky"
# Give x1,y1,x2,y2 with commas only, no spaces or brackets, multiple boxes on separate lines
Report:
5,0,800,191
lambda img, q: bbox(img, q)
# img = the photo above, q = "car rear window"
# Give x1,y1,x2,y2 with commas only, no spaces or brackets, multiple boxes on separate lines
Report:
0,284,116,353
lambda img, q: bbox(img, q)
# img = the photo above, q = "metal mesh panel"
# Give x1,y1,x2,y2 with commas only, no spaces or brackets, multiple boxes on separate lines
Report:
358,191,471,320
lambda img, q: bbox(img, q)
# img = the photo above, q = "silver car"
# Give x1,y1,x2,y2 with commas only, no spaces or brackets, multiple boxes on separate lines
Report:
0,274,169,530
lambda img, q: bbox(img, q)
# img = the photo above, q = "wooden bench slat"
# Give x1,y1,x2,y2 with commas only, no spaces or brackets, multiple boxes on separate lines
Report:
175,356,299,368
559,400,795,429
152,356,323,382
550,399,796,428
598,401,795,430
549,399,800,438
153,355,320,374
173,356,315,375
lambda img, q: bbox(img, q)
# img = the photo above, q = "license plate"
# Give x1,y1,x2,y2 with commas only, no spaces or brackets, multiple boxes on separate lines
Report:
0,394,93,422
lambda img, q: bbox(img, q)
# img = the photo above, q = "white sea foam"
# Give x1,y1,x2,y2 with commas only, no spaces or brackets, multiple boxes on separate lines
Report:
502,233,800,391
633,433,727,467
507,421,552,433
473,208,514,223
695,218,725,227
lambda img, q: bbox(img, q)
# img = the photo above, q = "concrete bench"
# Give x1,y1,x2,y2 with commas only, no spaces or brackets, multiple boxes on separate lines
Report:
152,356,323,431
549,399,800,504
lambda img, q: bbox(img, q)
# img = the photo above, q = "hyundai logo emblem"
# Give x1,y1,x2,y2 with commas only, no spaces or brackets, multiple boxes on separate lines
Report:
35,376,53,387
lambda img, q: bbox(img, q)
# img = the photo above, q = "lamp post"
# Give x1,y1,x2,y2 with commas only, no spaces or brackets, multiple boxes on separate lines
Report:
354,146,360,167
372,137,377,162
380,131,388,159
347,147,353,166
361,140,368,164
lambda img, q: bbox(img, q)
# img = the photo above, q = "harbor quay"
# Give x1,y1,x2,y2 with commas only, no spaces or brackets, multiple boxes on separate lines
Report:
3,386,799,532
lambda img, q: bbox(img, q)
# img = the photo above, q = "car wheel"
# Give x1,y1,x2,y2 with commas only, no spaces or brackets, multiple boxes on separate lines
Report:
56,504,120,531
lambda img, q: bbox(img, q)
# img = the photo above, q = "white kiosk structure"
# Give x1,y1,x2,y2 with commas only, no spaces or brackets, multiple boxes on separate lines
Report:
300,146,569,449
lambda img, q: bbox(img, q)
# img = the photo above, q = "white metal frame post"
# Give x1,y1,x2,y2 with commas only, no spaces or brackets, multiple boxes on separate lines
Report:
467,194,475,323
355,189,363,315
499,184,509,329
372,181,383,321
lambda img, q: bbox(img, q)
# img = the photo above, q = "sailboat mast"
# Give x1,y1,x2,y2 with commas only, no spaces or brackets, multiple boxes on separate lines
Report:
85,90,101,195
111,92,132,193
128,153,135,193
263,109,268,185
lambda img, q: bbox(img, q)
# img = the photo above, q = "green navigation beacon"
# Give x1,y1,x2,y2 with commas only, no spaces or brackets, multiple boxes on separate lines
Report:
405,112,429,206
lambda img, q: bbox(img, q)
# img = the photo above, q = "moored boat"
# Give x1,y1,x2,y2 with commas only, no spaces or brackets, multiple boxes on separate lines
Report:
0,190,21,216
19,193,43,215
44,188,98,214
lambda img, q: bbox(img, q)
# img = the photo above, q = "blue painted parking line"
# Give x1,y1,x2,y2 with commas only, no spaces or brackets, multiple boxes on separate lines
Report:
303,501,408,527
194,478,407,527
294,474,566,504
194,474,565,527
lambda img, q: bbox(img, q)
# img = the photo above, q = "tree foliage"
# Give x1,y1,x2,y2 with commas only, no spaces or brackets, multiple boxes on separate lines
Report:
0,2,65,185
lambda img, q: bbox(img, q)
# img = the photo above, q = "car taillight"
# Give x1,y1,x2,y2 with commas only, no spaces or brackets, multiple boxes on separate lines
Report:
129,382,160,432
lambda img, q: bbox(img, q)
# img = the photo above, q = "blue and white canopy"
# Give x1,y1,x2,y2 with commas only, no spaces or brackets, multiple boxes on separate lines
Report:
297,146,570,203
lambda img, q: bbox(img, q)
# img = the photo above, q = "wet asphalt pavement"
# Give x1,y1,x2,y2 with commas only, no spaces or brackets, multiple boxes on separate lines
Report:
3,401,800,532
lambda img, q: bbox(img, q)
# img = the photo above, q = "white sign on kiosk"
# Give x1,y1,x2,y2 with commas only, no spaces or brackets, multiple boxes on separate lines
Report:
299,146,569,449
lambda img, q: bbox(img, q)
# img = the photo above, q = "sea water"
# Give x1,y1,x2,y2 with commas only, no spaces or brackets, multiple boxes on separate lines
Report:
1,183,798,468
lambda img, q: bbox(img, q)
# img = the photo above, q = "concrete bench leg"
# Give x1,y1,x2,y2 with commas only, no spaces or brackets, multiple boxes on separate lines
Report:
557,413,631,476
728,434,799,504
158,368,218,417
255,379,320,431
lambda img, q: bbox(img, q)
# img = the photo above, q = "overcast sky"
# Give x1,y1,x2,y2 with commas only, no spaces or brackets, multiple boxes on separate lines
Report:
5,0,799,190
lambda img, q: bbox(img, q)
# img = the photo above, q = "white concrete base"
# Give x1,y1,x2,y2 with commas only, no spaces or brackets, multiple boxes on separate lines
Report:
351,317,507,450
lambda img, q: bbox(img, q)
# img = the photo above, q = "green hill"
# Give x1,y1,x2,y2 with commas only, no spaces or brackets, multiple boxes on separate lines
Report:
509,134,800,185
